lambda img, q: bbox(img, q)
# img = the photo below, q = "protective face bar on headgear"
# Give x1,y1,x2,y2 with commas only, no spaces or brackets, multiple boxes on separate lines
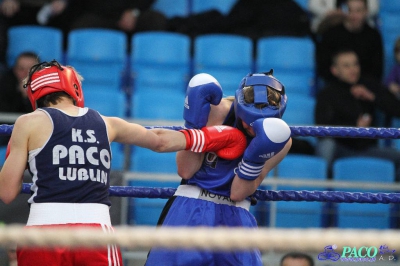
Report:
24,60,84,110
234,71,287,126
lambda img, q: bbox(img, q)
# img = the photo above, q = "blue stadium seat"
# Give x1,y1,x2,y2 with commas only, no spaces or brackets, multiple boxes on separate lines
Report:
128,146,180,225
131,88,184,121
67,29,127,91
110,142,125,171
128,177,180,225
379,1,400,14
272,154,328,228
84,88,127,118
275,72,315,96
191,0,237,15
7,26,63,67
0,146,7,166
256,36,315,96
293,0,309,11
283,93,315,126
333,157,395,229
283,93,316,147
193,34,253,96
131,31,191,93
152,0,189,18
378,14,400,78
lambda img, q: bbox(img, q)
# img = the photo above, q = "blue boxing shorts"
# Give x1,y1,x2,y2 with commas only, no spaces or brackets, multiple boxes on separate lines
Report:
145,185,263,266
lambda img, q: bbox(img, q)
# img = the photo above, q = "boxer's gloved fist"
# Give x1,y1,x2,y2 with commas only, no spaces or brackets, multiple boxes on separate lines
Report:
237,118,291,180
183,73,223,129
180,126,246,160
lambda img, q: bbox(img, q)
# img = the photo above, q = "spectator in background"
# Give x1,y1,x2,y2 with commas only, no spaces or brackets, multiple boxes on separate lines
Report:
281,252,314,266
315,49,400,180
0,52,38,145
316,0,383,83
308,0,379,35
0,0,65,73
385,37,400,99
7,246,17,266
223,0,311,40
59,0,167,37
167,0,311,40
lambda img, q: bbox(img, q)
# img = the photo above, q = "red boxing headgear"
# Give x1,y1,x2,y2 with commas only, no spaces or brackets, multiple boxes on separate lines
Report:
25,60,84,110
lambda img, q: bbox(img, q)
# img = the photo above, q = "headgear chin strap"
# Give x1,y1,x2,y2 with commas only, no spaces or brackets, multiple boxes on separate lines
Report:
234,71,287,126
24,60,84,110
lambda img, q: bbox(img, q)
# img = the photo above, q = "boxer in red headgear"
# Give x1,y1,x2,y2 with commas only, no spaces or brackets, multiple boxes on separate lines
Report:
0,60,246,266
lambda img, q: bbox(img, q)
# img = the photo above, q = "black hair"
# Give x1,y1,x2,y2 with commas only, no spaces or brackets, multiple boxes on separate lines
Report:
331,48,357,66
280,252,314,266
36,92,74,108
15,51,40,63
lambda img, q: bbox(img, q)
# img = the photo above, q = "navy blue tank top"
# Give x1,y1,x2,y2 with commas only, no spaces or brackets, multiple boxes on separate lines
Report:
28,107,112,206
186,104,252,197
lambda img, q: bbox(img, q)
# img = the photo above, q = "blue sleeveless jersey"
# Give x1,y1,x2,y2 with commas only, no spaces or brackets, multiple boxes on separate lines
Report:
28,107,112,206
186,105,250,197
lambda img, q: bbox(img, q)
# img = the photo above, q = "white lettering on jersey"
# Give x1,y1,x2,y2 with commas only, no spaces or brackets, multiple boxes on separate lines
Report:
86,130,96,143
53,145,68,164
87,147,99,165
72,128,83,142
53,145,110,167
69,145,85,164
59,167,108,185
55,128,110,184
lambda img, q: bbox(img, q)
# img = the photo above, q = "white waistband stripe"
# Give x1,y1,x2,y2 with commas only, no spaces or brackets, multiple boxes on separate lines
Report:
27,203,111,226
174,185,250,211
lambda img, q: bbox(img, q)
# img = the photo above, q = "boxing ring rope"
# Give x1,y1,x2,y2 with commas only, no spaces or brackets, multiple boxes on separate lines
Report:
17,184,400,204
0,225,400,251
2,122,400,251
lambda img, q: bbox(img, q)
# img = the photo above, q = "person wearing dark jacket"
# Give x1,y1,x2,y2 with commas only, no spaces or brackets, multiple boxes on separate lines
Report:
62,0,167,35
316,0,383,83
315,49,400,181
167,0,311,40
0,52,38,145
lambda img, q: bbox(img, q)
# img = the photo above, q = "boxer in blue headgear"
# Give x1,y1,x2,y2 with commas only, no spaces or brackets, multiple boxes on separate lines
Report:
234,69,287,128
146,70,292,266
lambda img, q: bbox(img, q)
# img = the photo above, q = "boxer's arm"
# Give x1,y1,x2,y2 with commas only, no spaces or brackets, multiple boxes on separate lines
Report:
177,151,204,179
105,117,186,152
106,116,245,155
229,118,291,202
176,99,232,179
230,140,292,202
0,116,29,204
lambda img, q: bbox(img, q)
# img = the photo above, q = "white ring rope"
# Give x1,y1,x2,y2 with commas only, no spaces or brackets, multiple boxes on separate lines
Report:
1,225,400,251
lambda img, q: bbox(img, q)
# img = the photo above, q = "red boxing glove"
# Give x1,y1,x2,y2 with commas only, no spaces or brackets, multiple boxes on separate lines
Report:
180,126,246,160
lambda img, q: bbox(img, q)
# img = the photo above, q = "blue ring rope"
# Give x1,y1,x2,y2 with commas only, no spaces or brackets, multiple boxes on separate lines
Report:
20,184,400,204
2,124,400,138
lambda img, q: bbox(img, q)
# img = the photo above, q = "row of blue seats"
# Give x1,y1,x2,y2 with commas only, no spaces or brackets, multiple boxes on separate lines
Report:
128,154,399,229
7,26,317,97
8,24,400,103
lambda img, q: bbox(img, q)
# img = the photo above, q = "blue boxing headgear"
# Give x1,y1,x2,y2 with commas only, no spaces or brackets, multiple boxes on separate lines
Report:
234,71,287,126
